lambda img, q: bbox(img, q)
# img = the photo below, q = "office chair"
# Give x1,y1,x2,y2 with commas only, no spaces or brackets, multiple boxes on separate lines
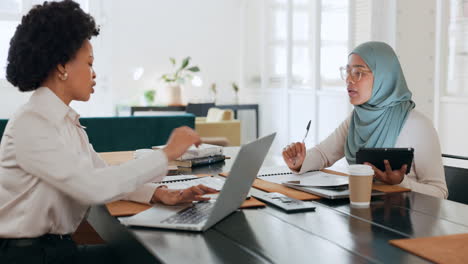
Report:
442,153,468,205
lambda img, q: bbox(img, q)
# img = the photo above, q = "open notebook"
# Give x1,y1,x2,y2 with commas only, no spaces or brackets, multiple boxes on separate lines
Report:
155,175,251,199
257,166,348,188
257,166,385,199
155,175,225,191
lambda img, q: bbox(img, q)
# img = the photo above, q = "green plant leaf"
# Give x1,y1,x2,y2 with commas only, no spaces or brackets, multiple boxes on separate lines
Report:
187,66,200,72
169,57,176,65
232,82,239,92
210,83,217,93
144,90,156,102
180,56,190,70
161,74,176,83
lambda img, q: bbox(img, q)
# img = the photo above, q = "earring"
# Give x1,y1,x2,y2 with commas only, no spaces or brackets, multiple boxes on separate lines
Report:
59,72,68,81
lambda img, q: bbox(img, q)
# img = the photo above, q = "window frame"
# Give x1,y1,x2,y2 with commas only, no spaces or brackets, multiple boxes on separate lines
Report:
0,0,89,81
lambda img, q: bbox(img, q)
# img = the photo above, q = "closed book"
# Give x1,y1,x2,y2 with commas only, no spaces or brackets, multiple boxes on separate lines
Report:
170,155,226,168
178,144,223,160
152,144,223,160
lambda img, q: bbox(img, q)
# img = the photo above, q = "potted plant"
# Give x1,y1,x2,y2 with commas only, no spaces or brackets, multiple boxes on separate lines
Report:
210,83,217,103
232,82,239,104
161,57,200,105
143,90,156,106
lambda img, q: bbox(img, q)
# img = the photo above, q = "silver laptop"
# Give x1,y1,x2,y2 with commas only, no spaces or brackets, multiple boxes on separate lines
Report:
120,133,276,232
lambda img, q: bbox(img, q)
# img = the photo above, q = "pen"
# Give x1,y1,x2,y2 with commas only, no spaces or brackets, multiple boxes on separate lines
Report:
294,120,311,166
302,120,311,143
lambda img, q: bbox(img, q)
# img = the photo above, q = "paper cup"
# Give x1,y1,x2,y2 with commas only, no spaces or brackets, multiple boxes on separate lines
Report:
348,164,374,207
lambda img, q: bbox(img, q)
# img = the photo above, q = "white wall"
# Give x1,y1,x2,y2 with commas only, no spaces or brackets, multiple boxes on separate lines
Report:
394,0,437,121
0,80,30,118
369,0,437,122
390,0,468,161
106,0,242,108
2,0,466,158
0,0,244,118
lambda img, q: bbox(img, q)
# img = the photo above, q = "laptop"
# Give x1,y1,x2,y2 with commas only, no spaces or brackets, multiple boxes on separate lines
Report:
120,133,276,232
282,183,385,199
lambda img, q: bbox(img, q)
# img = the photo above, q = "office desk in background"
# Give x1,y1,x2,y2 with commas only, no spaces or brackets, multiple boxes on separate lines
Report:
89,148,468,264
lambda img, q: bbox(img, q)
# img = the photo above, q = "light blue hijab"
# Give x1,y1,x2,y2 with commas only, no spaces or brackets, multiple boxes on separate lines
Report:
345,41,415,164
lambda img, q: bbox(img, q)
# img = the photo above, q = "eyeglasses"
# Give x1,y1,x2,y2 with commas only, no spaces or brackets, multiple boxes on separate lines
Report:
339,66,372,82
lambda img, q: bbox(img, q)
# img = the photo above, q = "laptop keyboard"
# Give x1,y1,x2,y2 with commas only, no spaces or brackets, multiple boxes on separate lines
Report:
161,202,214,225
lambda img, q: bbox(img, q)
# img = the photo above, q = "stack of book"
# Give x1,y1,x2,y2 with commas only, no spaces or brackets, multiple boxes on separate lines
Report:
152,144,226,168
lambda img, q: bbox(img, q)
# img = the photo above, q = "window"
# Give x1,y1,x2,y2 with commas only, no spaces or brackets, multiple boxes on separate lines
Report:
0,21,18,79
320,0,349,89
0,0,21,13
0,0,88,79
267,0,314,88
266,0,353,90
257,0,371,146
446,0,468,96
0,0,21,79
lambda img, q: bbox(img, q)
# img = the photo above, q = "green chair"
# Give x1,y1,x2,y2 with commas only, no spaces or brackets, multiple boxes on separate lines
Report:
0,114,195,152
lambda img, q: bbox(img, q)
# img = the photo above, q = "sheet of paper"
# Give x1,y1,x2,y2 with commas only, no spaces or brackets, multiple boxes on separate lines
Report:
260,170,348,187
324,158,350,175
167,165,178,171
159,175,199,182
257,165,293,177
156,176,226,191
285,173,348,187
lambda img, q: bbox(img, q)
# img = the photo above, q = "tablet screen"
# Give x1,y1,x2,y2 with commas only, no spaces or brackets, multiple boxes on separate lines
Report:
356,148,414,174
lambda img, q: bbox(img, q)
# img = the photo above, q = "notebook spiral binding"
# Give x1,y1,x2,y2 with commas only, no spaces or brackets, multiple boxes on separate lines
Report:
156,176,213,184
258,172,293,177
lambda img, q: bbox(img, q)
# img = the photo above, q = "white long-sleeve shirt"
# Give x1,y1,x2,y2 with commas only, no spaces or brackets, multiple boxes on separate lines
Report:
298,110,448,198
0,87,166,238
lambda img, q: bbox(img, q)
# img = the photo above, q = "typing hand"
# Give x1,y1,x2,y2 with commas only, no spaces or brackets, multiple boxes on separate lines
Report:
163,126,202,161
282,142,306,172
152,184,218,206
364,160,407,185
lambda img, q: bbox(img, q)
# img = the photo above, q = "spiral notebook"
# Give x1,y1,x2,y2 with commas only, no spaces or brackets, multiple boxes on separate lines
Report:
257,166,348,187
155,175,226,191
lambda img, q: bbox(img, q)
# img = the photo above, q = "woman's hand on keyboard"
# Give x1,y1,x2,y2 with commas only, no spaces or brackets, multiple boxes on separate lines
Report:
152,184,218,205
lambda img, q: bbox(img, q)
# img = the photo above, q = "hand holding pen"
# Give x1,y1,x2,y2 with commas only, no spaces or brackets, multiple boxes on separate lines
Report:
282,120,311,171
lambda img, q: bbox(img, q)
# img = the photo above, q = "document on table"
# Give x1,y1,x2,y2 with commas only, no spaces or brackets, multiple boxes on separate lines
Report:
257,166,348,187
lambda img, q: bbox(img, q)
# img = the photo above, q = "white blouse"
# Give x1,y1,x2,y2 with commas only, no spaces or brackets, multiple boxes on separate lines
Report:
0,87,166,238
298,110,448,198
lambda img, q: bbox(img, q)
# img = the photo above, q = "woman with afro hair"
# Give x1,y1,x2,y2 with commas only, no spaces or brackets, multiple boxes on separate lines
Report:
0,1,216,262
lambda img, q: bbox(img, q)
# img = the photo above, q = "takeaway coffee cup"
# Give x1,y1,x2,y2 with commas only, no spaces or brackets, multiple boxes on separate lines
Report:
348,164,374,207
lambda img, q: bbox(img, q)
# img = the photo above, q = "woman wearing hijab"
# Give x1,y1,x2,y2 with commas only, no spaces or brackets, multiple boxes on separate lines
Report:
282,41,447,198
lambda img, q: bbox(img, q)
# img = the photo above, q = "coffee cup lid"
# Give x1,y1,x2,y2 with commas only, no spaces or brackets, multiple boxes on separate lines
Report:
348,164,374,176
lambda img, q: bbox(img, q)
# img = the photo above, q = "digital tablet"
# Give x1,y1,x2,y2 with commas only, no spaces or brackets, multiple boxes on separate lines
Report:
356,148,414,174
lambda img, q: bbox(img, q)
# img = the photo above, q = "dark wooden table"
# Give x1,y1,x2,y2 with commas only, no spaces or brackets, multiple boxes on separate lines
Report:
89,148,468,263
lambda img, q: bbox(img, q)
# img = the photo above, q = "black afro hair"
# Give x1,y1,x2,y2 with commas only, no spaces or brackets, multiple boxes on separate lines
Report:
6,0,99,91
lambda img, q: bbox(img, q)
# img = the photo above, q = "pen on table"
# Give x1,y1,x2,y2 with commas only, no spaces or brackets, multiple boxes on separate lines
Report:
294,120,311,166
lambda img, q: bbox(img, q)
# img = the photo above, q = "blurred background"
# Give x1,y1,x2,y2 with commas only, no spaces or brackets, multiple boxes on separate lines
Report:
0,0,466,165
